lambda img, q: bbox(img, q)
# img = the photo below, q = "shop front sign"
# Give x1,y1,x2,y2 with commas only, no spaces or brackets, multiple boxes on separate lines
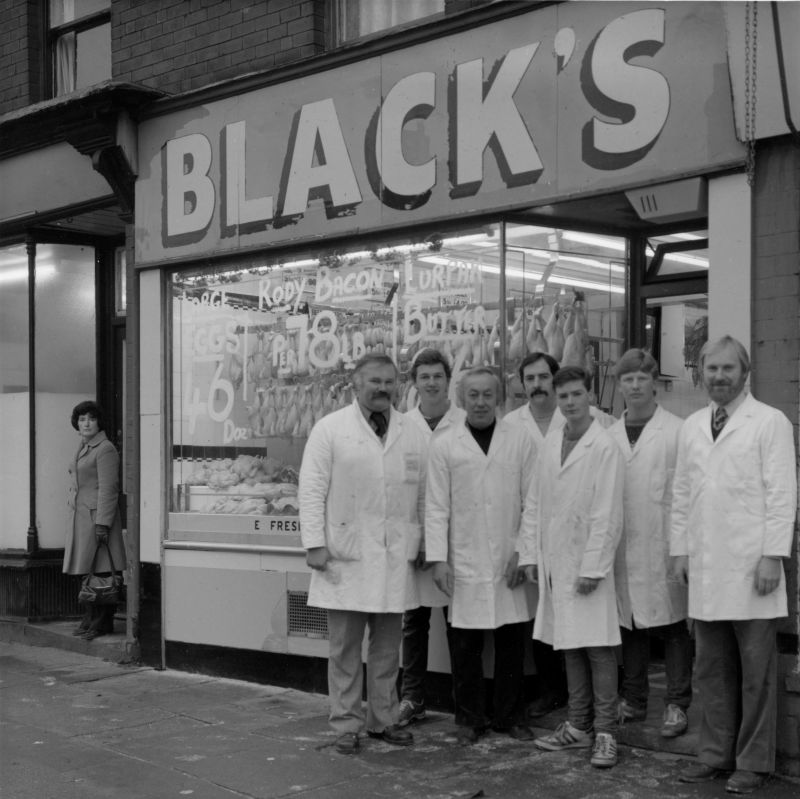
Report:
136,1,743,265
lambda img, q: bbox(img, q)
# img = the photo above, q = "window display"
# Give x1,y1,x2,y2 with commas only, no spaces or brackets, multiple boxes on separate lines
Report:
169,221,631,538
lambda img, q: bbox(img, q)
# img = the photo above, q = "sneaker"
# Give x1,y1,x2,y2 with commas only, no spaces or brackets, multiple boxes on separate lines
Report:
617,697,647,723
397,698,426,727
534,721,594,751
590,732,618,768
661,704,688,738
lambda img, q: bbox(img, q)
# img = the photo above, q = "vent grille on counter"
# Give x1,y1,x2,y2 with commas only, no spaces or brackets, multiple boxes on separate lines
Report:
287,590,328,638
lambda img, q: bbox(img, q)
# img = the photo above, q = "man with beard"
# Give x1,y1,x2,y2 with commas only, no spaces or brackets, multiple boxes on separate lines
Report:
397,349,465,728
299,354,429,755
426,367,537,744
671,336,796,794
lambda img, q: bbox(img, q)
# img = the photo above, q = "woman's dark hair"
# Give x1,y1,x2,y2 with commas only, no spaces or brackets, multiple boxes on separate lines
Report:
71,401,105,431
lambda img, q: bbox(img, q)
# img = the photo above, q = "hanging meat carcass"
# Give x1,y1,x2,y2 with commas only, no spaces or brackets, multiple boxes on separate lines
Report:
562,294,589,368
543,301,565,362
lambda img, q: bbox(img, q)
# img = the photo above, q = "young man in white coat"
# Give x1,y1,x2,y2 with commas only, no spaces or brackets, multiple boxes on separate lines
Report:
299,354,429,755
670,336,797,794
504,351,569,717
608,349,691,738
398,348,465,727
425,366,538,745
518,365,624,768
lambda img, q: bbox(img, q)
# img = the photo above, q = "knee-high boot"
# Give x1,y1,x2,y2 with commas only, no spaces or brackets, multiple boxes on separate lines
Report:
82,605,105,640
72,603,93,636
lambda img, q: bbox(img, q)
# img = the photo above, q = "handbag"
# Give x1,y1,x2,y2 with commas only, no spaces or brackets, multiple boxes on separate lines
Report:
78,542,125,605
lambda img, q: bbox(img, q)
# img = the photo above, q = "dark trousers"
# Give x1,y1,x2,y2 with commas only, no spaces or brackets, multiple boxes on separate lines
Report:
620,620,692,710
695,618,778,773
532,638,568,697
400,605,449,706
450,622,526,729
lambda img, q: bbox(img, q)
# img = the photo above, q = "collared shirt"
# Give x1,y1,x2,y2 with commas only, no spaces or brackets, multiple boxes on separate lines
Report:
711,390,748,419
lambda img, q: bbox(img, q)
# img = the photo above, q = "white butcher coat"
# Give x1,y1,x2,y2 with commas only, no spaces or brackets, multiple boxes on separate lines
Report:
504,403,615,448
670,393,797,621
299,400,428,613
518,420,624,650
405,403,467,608
425,416,538,629
608,405,688,629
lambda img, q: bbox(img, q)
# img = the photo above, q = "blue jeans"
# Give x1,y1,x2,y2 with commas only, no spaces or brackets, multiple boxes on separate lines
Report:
564,646,619,735
400,605,449,705
620,620,692,710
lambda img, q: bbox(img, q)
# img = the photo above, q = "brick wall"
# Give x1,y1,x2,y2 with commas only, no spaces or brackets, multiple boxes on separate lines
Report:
112,0,326,95
0,0,43,115
752,137,800,777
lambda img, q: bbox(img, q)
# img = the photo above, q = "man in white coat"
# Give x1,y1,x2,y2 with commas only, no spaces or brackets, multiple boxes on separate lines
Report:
518,365,624,769
608,349,691,738
398,348,465,727
671,336,797,794
299,354,429,755
504,351,569,717
426,366,538,745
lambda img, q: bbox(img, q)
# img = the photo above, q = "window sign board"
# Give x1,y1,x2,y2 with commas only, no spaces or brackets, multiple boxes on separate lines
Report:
135,2,743,266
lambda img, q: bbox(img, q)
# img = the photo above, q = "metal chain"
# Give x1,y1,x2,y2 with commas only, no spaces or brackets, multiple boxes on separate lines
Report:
744,1,758,186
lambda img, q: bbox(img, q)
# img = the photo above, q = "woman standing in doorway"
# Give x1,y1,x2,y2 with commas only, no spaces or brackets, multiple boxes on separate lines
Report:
64,401,126,640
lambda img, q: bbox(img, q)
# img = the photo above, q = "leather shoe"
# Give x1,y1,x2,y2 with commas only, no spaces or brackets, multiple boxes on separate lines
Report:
367,724,413,747
494,723,535,741
679,763,726,783
334,732,359,755
456,726,482,745
726,770,769,794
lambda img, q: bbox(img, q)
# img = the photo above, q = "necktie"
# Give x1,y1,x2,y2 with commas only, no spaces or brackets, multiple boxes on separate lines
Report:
711,406,727,440
370,411,387,439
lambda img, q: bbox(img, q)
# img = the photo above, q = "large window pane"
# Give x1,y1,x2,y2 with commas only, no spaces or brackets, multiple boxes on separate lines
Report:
169,224,500,532
0,245,31,549
35,244,96,549
504,224,627,416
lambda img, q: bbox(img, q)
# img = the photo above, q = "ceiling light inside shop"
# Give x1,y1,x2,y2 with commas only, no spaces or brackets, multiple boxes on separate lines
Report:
561,231,626,252
419,255,623,294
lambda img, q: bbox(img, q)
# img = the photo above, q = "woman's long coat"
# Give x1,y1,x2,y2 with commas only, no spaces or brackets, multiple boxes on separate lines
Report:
63,431,125,575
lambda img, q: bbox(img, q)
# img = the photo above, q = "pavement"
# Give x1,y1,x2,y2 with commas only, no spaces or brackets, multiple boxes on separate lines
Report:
2,636,799,799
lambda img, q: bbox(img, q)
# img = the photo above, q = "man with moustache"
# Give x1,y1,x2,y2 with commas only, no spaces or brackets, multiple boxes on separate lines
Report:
506,352,613,446
426,367,538,744
519,366,624,769
608,349,691,738
398,349,465,727
299,354,429,755
671,336,796,794
504,352,570,716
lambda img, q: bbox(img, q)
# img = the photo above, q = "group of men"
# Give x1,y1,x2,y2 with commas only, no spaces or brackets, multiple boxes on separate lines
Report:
298,334,796,795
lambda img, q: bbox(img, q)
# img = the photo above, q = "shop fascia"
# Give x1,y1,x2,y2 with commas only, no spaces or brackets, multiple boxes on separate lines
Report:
164,8,671,246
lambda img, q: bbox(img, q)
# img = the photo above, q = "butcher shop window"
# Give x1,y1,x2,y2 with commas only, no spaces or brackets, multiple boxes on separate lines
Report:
503,223,627,416
168,224,503,526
